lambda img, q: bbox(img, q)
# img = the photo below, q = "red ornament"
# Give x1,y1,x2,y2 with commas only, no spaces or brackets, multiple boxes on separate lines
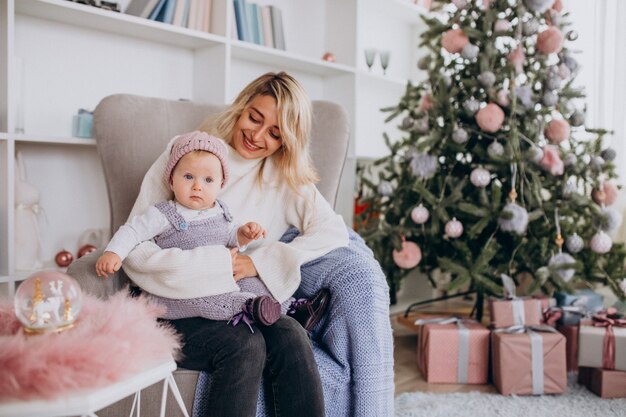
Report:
55,250,74,267
322,52,336,63
78,244,97,258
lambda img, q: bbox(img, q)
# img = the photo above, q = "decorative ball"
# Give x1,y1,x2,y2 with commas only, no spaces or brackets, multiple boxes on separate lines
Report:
410,152,439,180
461,44,480,60
55,250,74,267
452,127,469,144
463,98,480,115
562,181,577,198
411,204,430,224
497,89,510,107
322,52,336,63
392,240,422,269
77,244,97,258
557,63,571,81
402,116,414,130
478,72,496,90
487,141,505,158
377,181,394,197
545,73,562,91
542,91,558,107
601,148,617,162
548,252,576,282
452,0,468,9
537,27,564,54
560,54,579,72
522,19,539,36
590,231,613,254
544,119,570,144
441,29,469,54
565,233,584,254
414,117,430,134
523,0,555,13
498,202,529,235
569,110,585,127
539,145,564,176
566,30,579,41
592,182,619,206
418,93,433,112
563,153,577,166
494,19,512,33
590,156,605,172
529,146,544,163
598,207,623,232
476,103,505,133
470,167,491,188
417,55,431,70
14,271,83,334
445,218,464,239
515,85,534,109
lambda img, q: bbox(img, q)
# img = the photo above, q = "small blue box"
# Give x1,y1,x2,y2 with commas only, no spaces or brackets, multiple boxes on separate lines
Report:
72,109,93,138
555,289,604,325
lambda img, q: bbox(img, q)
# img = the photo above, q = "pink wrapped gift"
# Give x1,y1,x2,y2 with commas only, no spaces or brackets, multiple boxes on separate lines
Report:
557,324,578,371
489,298,542,328
578,367,626,398
492,327,567,395
416,317,490,384
578,314,626,371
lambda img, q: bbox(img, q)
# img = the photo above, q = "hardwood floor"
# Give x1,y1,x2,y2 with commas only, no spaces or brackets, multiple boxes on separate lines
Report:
392,314,497,395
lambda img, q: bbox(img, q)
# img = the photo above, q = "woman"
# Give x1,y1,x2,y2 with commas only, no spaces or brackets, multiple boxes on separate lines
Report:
122,72,349,417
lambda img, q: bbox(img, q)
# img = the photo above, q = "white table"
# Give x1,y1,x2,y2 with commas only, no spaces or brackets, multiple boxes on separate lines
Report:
0,357,190,417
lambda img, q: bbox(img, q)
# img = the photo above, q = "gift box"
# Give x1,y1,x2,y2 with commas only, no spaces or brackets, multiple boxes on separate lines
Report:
556,324,578,371
534,295,556,312
555,290,603,325
417,318,490,384
578,316,626,371
492,329,567,395
489,298,542,329
578,367,626,398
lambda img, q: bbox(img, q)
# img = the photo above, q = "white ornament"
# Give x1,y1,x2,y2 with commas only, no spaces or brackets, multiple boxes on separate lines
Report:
599,207,623,233
377,181,394,197
488,141,505,158
461,44,479,60
411,204,430,224
445,218,464,238
452,128,469,144
452,0,468,9
590,231,613,254
565,233,584,254
549,252,576,283
498,202,529,235
495,19,512,33
470,167,491,188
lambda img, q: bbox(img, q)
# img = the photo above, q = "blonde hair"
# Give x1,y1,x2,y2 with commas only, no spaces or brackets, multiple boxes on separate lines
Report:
198,72,319,193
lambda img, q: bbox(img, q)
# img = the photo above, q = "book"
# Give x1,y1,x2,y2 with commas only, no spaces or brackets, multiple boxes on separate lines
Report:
202,0,212,33
159,0,177,23
210,0,228,37
229,0,238,39
186,0,199,30
245,2,257,44
260,5,273,48
270,5,285,50
125,0,160,18
147,0,168,20
254,3,264,46
172,0,188,26
233,0,249,41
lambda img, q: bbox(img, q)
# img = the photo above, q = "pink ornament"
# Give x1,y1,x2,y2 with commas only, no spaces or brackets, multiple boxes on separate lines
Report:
539,145,564,176
544,119,570,144
392,240,422,269
445,218,464,238
552,0,563,12
593,182,619,206
495,20,512,33
482,0,493,9
508,46,526,74
322,52,336,62
590,231,612,254
418,93,433,112
537,27,564,54
441,29,469,54
475,103,505,133
497,89,510,107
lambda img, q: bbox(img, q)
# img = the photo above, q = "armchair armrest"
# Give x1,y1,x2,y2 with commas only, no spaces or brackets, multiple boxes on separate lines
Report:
66,247,130,299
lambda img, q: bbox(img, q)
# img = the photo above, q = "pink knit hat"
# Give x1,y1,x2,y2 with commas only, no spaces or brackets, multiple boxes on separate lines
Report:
164,131,230,187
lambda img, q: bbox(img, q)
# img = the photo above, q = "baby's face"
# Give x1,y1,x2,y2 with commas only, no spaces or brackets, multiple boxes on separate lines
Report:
170,151,223,211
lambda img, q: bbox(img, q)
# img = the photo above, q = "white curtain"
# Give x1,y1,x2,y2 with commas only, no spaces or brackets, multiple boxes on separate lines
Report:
568,0,626,241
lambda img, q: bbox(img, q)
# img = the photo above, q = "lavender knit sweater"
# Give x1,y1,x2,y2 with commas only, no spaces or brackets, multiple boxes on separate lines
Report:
192,228,395,417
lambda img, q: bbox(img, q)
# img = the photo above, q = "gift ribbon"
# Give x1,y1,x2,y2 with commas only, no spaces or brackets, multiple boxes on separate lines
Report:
542,305,585,326
495,324,557,395
414,317,475,383
501,274,527,326
591,313,626,370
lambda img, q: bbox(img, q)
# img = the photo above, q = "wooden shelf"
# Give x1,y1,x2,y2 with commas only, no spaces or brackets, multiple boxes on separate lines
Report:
17,0,227,50
14,134,96,146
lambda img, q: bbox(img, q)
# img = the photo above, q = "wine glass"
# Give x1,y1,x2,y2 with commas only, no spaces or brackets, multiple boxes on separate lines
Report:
364,48,377,72
379,50,390,75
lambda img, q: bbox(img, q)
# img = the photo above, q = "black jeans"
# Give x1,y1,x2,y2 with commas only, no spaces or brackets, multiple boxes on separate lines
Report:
168,315,325,417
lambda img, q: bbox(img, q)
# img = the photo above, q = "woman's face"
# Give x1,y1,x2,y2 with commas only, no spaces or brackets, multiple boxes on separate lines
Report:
232,95,283,160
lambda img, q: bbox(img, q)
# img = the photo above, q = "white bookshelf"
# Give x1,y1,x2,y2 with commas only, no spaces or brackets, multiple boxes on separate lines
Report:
0,0,432,295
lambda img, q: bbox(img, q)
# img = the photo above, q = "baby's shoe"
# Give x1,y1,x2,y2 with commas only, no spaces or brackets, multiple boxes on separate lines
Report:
245,295,281,326
287,288,331,332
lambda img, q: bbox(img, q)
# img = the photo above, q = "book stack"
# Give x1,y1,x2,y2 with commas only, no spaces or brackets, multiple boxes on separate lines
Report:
232,0,285,50
124,0,227,35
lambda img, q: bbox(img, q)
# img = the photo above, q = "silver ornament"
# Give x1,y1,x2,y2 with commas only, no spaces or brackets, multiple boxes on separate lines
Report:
560,54,579,73
478,71,496,88
463,99,480,115
545,72,562,91
410,204,430,224
601,148,616,162
542,91,558,107
488,141,505,158
598,207,623,232
549,252,576,282
523,0,555,13
461,44,479,60
470,167,491,187
410,152,438,180
590,156,604,172
590,231,613,254
414,117,430,134
569,110,585,127
566,30,578,41
417,56,431,70
529,146,544,163
515,85,534,109
498,202,529,235
452,127,469,144
562,181,577,198
565,233,584,254
402,116,414,129
445,218,464,238
377,181,394,197
563,153,577,167
522,19,539,36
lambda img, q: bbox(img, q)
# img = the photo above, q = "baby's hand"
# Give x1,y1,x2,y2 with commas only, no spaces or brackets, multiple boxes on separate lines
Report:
239,222,267,241
95,251,122,278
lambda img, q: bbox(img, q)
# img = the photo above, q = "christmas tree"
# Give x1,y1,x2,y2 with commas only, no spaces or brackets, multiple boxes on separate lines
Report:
357,0,626,312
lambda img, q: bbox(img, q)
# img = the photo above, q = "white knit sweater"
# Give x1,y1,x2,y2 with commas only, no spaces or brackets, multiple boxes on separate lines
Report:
123,139,349,302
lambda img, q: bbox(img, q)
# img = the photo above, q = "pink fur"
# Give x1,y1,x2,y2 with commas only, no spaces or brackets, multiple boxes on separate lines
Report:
0,291,181,402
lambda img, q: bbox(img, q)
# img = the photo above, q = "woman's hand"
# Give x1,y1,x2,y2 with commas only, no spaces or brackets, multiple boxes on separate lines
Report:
230,248,259,281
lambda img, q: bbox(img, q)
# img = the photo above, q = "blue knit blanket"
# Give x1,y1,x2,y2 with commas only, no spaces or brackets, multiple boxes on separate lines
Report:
192,228,395,416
